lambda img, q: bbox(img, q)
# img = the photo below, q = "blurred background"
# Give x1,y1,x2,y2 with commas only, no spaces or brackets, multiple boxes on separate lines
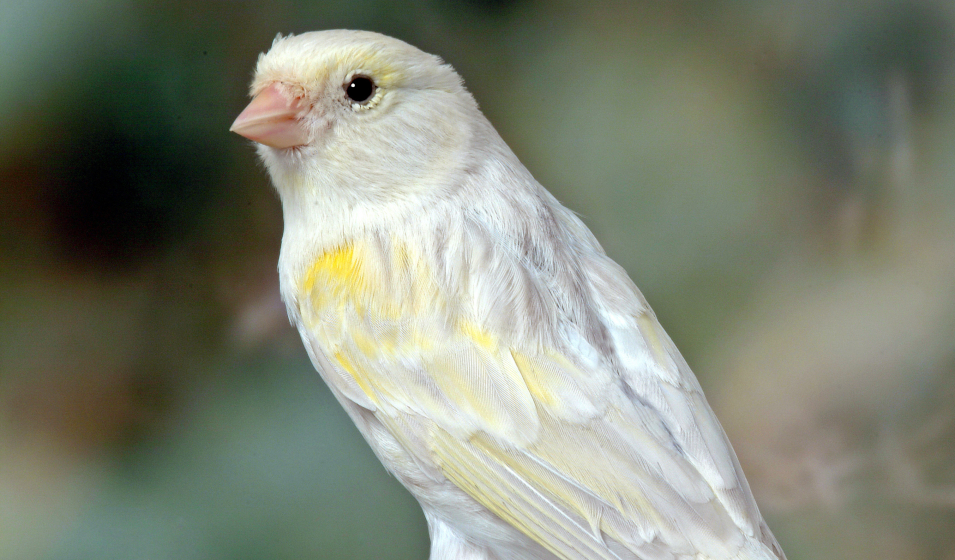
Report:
2,0,954,558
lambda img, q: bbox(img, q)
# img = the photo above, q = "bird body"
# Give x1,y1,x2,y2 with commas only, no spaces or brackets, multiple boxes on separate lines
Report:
232,30,785,560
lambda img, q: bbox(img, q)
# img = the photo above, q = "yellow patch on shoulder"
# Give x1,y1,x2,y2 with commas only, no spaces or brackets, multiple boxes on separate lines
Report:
305,244,358,285
302,241,394,318
303,244,361,304
302,237,444,323
299,237,445,402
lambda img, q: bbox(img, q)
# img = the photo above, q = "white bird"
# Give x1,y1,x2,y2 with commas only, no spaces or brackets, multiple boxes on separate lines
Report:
231,29,786,560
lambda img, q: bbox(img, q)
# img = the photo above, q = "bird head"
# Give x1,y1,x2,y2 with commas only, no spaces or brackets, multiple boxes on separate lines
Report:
231,30,480,207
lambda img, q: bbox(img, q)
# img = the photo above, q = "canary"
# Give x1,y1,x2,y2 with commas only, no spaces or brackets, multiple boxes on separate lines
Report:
231,30,786,560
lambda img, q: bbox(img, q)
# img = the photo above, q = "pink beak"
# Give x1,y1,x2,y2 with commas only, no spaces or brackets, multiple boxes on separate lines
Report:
230,84,309,149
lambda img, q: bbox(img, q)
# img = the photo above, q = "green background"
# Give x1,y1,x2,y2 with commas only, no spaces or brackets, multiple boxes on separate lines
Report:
2,1,955,559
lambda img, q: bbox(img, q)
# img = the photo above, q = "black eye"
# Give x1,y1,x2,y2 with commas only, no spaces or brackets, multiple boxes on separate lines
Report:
345,76,376,103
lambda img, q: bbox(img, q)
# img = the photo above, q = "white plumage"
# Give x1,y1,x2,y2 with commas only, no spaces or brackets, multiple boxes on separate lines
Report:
231,29,786,560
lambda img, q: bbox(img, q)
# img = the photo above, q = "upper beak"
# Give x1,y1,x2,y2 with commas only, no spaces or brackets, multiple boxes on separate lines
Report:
230,84,309,149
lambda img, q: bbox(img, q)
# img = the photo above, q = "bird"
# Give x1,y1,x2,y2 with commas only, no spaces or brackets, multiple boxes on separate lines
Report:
230,30,786,560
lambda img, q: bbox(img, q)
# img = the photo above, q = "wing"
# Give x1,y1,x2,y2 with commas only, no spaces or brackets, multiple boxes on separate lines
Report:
293,228,781,560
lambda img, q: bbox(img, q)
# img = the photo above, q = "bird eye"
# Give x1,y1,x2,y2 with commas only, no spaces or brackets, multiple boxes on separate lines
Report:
345,76,376,104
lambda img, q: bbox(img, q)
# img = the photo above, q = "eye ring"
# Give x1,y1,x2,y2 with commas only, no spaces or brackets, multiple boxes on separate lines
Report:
344,75,377,104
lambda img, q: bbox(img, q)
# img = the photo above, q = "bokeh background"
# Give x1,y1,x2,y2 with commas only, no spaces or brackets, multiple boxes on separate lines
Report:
2,1,954,559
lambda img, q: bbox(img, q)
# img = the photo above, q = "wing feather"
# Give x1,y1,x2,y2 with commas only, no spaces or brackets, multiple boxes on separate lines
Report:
296,228,778,559
324,317,753,558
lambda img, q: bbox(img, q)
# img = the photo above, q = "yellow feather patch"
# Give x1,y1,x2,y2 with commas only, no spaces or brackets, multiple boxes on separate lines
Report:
303,243,367,311
302,240,408,320
510,351,603,420
511,352,560,410
340,51,398,88
431,430,619,560
300,237,445,402
333,350,379,405
636,312,666,365
459,320,496,350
